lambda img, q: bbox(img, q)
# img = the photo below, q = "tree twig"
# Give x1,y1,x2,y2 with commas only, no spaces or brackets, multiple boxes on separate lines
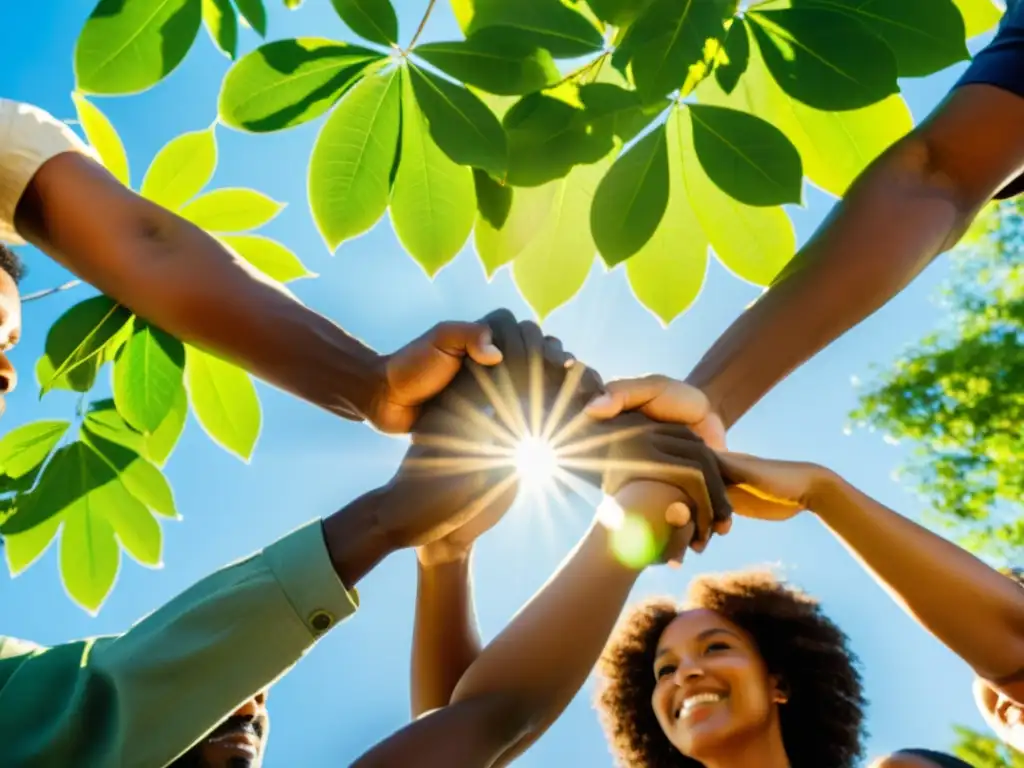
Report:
21,280,82,303
406,0,438,52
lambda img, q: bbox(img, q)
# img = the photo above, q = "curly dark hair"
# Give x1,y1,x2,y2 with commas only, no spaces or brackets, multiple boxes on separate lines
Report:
595,569,867,768
0,244,25,284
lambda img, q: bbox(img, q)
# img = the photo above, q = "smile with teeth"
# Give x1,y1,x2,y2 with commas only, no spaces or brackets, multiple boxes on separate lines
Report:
676,692,727,719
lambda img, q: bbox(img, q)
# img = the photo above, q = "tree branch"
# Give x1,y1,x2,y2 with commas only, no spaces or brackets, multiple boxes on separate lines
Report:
406,0,438,52
22,280,82,303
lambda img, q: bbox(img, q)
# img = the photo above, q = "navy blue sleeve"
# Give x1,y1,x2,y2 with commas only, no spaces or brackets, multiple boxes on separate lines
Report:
956,0,1024,199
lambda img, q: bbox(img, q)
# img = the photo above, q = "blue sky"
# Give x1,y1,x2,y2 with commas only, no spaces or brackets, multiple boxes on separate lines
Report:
0,2,1005,765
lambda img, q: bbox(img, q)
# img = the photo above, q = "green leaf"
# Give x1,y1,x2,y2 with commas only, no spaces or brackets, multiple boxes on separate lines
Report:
474,170,512,230
626,119,709,325
696,31,913,198
0,421,69,479
40,297,133,394
688,103,802,207
71,94,130,186
202,0,238,59
309,69,401,251
144,384,188,466
180,188,284,232
577,83,667,144
415,30,560,96
797,0,968,78
408,65,507,178
84,397,186,467
614,0,732,103
463,0,604,57
74,0,202,95
4,512,61,577
220,235,316,282
747,7,899,110
113,321,186,433
218,39,383,133
587,0,652,26
675,107,795,286
84,401,146,454
83,432,178,520
140,128,217,211
102,485,163,567
715,17,750,94
59,495,121,613
513,153,614,319
331,0,399,46
475,183,558,276
954,0,1004,38
234,0,267,36
185,347,262,461
391,70,475,276
592,124,670,266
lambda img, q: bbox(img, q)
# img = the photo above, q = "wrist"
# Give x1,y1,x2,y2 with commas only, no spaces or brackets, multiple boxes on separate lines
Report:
322,486,395,590
346,347,387,424
416,542,473,568
805,467,846,515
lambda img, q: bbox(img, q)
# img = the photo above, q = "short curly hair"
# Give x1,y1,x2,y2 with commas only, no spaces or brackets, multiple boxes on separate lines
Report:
0,244,25,284
595,569,867,768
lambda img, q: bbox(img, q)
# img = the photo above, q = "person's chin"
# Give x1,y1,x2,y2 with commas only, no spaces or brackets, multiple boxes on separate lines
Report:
671,705,738,758
201,738,261,768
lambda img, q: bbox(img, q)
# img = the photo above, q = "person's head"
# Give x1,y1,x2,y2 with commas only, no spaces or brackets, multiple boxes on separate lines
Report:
170,692,269,768
0,244,23,416
972,566,1024,754
596,569,866,767
869,749,973,768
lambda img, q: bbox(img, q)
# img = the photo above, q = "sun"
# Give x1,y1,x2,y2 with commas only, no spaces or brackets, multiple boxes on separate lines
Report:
514,434,559,489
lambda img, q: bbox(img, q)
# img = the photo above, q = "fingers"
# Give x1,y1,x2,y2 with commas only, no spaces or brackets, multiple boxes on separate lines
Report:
663,519,696,567
584,375,667,419
656,436,732,548
482,309,525,370
431,321,503,366
542,335,569,367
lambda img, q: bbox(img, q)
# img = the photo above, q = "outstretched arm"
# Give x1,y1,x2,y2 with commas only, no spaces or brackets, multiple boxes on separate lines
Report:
687,77,1024,429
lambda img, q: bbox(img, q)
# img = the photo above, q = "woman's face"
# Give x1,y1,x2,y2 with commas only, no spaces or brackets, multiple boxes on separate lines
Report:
973,677,1024,754
651,608,784,760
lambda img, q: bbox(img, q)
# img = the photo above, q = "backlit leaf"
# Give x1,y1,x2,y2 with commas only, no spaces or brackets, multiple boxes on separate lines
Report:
5,512,61,577
202,0,238,58
59,494,121,613
180,188,284,232
75,0,202,95
475,183,558,276
715,17,750,94
218,39,382,133
463,0,604,58
186,346,262,461
234,0,267,36
113,321,186,433
473,170,512,230
331,0,399,46
0,421,69,479
220,235,316,282
39,297,133,394
415,30,560,96
143,385,188,466
140,128,217,211
71,93,130,186
83,432,178,520
954,0,1004,37
309,68,401,251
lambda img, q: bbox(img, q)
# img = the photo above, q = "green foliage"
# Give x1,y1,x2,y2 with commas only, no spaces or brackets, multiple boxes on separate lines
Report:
852,199,1024,560
950,724,1024,768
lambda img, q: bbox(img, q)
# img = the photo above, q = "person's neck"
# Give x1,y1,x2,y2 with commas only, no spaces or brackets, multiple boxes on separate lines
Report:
696,724,790,768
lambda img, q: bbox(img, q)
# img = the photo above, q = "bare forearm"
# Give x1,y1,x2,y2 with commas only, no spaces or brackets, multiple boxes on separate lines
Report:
17,154,382,421
687,136,969,428
412,555,483,716
812,474,1024,680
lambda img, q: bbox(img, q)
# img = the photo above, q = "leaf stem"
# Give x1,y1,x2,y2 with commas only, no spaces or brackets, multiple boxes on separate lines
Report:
22,280,82,303
406,0,438,53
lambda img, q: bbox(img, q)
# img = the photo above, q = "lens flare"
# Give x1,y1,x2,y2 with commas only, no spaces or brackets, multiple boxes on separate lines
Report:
515,434,559,488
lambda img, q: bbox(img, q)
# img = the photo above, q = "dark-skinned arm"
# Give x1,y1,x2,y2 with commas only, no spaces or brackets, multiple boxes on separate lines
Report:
687,83,1024,429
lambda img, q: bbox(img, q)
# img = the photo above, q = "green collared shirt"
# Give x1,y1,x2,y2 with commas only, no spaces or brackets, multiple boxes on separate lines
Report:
0,520,358,768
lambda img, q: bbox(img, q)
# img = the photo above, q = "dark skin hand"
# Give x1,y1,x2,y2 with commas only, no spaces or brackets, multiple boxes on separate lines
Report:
14,152,502,433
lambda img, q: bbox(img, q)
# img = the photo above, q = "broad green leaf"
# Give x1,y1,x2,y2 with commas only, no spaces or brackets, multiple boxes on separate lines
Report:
309,69,401,251
415,30,560,96
473,170,512,230
954,0,1003,37
797,0,968,78
186,347,262,461
587,0,653,26
218,39,382,133
331,0,399,46
615,0,732,103
627,121,708,324
144,384,188,465
696,33,913,197
180,188,284,232
463,0,604,58
140,128,217,211
40,297,133,394
103,487,163,567
748,7,899,110
0,421,69,479
577,83,667,144
71,93,129,186
592,124,670,266
514,154,614,319
60,499,120,613
113,321,186,433
75,0,203,95
391,71,475,276
203,0,238,58
220,235,316,282
5,512,62,577
84,432,178,520
688,103,803,207
475,183,558,276
234,0,267,36
715,17,750,94
84,401,147,454
408,65,507,178
675,108,795,286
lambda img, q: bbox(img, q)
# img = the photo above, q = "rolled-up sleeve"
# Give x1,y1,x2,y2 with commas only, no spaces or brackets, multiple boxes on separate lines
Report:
0,99,97,244
0,519,358,768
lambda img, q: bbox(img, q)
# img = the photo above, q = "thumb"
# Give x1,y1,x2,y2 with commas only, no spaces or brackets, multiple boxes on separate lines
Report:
663,520,696,567
584,376,665,420
433,322,503,367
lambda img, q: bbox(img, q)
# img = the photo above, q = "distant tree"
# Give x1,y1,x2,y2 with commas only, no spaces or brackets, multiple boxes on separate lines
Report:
950,724,1024,768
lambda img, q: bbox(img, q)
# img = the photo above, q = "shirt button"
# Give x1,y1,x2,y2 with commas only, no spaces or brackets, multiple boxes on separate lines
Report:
309,610,334,634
